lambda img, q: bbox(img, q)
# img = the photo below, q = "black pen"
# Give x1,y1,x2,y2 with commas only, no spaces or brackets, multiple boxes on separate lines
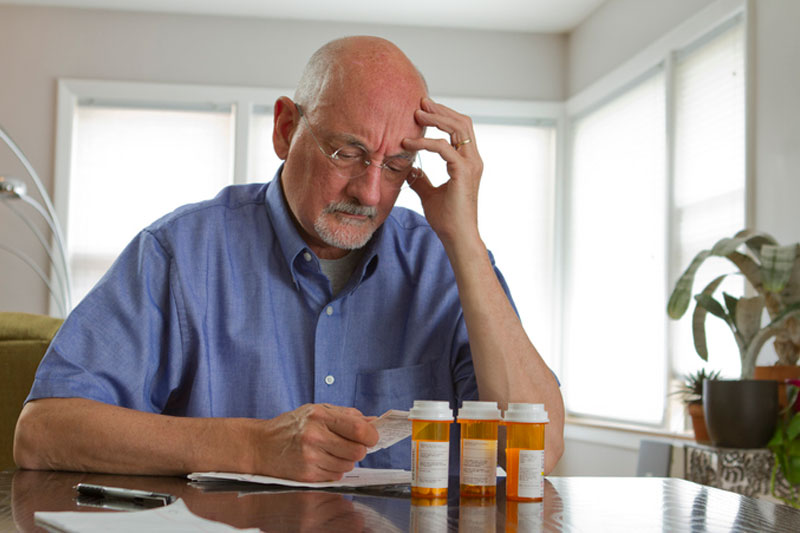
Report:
74,483,175,506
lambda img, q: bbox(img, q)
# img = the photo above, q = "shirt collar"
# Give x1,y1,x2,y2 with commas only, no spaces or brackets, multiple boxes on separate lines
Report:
265,166,382,289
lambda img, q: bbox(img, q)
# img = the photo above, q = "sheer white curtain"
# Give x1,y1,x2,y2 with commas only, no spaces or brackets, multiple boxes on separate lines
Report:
564,70,668,424
67,105,234,303
670,19,746,382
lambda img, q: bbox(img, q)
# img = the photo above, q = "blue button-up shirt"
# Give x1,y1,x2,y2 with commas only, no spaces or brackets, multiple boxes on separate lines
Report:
29,173,515,469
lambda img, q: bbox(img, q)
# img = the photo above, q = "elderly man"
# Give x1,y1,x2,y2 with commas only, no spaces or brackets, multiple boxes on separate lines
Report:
14,36,564,481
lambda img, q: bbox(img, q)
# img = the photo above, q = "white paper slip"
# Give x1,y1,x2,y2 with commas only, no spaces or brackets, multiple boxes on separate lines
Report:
368,409,411,453
34,498,260,533
188,467,411,488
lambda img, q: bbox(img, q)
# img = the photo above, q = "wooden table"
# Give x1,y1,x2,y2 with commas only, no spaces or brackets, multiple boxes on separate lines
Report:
1,469,799,532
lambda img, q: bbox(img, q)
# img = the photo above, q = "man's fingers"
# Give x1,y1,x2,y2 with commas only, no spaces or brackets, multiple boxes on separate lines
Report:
416,99,476,145
322,409,379,449
403,137,459,162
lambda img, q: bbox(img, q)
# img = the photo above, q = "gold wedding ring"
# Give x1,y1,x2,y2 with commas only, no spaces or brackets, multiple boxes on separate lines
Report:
453,138,472,149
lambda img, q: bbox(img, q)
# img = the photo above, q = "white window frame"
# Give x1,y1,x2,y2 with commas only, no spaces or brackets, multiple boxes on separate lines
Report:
53,79,291,235
562,0,751,442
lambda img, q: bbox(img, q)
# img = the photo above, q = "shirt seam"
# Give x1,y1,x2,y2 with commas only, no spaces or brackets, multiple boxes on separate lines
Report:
149,194,267,233
141,228,188,401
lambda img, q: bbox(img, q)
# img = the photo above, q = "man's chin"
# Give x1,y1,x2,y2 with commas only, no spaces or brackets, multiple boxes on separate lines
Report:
314,219,376,250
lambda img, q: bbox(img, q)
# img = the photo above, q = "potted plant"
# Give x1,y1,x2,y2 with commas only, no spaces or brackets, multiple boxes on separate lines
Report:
667,229,800,380
667,229,800,448
672,369,721,444
767,379,800,507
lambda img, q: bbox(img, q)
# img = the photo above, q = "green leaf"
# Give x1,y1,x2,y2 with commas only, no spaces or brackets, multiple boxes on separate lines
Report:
668,250,711,319
715,230,776,257
668,230,777,319
738,230,778,260
768,429,783,448
691,275,728,361
788,413,800,441
726,251,763,292
789,437,800,457
765,303,800,330
761,244,797,292
786,456,800,486
723,293,739,325
735,295,765,347
695,294,728,321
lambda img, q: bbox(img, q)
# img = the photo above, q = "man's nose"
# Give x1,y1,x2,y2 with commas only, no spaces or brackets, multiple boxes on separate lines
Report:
346,165,382,206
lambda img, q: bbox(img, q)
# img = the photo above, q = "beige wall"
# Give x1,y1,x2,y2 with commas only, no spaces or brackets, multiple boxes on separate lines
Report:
567,0,716,95
752,0,800,246
0,5,565,314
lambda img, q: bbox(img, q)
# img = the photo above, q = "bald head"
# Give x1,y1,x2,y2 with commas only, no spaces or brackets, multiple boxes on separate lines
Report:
294,36,428,113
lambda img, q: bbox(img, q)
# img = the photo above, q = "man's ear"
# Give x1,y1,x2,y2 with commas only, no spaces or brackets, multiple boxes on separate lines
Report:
273,96,298,160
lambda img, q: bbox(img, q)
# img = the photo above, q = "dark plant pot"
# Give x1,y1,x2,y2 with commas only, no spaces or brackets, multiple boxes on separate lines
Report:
703,379,778,449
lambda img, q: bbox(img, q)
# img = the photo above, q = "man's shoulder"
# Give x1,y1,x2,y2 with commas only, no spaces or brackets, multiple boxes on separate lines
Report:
382,207,448,260
385,206,434,237
147,183,269,233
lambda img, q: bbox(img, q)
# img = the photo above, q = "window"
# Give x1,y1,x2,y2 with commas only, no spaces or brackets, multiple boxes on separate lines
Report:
563,70,668,424
67,105,234,302
247,106,282,184
563,14,745,426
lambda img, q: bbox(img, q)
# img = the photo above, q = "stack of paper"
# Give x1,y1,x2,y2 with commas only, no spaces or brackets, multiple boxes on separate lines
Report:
35,499,259,533
188,467,411,489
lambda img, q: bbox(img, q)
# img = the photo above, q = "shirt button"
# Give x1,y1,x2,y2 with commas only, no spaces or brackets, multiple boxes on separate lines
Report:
303,252,312,262
325,375,335,385
326,305,333,316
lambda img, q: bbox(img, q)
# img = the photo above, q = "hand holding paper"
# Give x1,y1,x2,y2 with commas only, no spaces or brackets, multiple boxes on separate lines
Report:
367,410,411,454
249,403,379,482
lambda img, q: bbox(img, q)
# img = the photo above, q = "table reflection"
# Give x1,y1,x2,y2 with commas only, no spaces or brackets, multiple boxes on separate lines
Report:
9,470,413,532
3,469,800,532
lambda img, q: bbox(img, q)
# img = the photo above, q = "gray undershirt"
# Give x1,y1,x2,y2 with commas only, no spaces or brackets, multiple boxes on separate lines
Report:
318,249,365,297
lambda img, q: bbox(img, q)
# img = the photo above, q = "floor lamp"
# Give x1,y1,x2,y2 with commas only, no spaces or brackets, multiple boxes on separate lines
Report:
0,124,72,317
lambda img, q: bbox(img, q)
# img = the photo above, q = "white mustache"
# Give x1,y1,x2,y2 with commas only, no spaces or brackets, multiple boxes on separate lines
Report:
324,202,377,218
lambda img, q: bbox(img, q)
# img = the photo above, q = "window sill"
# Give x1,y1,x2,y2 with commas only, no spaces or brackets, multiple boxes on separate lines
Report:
565,415,694,451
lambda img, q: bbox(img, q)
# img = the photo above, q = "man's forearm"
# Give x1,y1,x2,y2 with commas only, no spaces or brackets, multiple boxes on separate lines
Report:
443,235,565,474
14,398,378,481
14,398,253,475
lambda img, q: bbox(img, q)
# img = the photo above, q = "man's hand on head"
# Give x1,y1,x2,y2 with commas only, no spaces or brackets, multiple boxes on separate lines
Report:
401,97,484,249
252,404,379,482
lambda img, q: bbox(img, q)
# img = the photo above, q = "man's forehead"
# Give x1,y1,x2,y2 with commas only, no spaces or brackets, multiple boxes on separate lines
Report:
311,95,423,138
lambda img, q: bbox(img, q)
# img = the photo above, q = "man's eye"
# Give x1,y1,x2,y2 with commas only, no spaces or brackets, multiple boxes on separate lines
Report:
386,159,413,172
334,149,364,161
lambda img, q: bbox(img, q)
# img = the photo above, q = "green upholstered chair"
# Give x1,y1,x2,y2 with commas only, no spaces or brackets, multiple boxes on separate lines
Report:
0,312,63,472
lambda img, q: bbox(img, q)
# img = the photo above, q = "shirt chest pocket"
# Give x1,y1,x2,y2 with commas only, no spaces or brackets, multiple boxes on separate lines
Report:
354,361,442,470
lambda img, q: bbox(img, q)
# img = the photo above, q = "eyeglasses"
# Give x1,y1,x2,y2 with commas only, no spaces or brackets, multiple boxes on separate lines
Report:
296,104,420,190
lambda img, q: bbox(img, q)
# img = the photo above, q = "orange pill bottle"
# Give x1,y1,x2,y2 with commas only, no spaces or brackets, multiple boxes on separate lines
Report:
503,403,548,502
409,400,454,499
457,401,501,498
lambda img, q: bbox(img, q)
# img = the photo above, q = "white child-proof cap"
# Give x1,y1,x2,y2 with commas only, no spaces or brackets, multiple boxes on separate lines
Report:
408,400,454,421
457,400,502,421
503,403,549,423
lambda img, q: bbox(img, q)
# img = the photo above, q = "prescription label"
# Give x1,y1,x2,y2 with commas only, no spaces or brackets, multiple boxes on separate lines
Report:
517,449,545,499
460,439,497,486
411,440,450,488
